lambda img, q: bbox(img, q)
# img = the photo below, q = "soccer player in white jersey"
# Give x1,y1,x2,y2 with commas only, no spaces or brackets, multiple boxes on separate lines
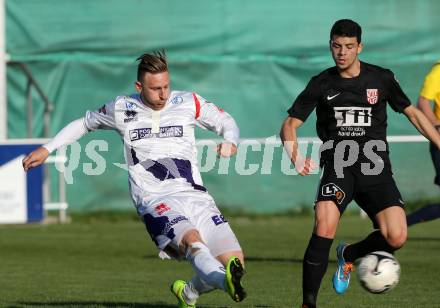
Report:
22,50,246,307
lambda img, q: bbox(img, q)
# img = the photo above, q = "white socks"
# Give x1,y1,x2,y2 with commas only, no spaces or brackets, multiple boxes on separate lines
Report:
185,242,226,291
183,275,215,304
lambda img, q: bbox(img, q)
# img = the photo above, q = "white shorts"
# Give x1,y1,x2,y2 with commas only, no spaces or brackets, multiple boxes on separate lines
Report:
140,192,241,258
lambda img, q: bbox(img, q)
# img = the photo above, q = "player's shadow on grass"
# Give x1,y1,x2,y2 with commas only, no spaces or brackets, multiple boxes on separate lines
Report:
145,254,338,265
17,301,174,308
144,253,308,264
406,236,440,241
245,256,336,264
343,236,440,242
17,302,235,308
246,256,303,263
142,254,337,265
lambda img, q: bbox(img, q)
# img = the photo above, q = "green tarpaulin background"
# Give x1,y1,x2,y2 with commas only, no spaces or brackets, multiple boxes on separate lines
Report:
6,0,440,212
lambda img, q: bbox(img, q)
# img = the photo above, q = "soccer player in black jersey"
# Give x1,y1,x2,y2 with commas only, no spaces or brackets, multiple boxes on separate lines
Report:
280,19,440,308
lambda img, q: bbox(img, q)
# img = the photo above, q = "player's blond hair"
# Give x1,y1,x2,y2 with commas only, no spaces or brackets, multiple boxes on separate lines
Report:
136,50,168,81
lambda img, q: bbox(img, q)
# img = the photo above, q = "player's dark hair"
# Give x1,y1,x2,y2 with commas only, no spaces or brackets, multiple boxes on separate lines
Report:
136,50,168,81
330,19,362,43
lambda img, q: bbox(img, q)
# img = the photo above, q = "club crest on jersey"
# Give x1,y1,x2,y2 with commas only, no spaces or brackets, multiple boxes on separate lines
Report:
170,96,183,105
125,101,137,110
322,183,345,204
366,89,379,105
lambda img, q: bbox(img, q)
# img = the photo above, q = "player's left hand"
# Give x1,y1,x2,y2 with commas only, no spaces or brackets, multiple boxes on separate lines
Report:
217,142,237,157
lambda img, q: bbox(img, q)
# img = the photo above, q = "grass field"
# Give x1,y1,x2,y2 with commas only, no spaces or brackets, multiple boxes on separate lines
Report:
0,214,439,308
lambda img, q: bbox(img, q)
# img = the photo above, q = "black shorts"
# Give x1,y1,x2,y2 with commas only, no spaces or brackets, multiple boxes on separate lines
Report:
429,142,440,187
315,158,404,225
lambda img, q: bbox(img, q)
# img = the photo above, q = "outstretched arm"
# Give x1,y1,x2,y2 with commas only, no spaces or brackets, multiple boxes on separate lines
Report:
280,116,317,176
22,118,89,171
404,105,440,149
195,94,239,157
214,115,239,157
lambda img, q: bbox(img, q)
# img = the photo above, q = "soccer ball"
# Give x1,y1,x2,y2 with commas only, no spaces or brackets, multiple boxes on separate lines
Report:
356,251,400,294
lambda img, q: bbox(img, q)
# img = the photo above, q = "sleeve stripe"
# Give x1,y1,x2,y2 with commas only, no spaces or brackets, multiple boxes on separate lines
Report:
83,116,92,132
193,93,201,119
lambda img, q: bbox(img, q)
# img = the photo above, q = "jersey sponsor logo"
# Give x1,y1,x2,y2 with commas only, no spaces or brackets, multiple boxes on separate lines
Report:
154,203,170,215
322,183,345,204
211,214,228,226
142,214,189,244
366,89,379,104
327,92,341,101
130,125,183,141
164,215,189,235
334,107,372,127
98,105,107,115
170,96,183,105
124,110,138,123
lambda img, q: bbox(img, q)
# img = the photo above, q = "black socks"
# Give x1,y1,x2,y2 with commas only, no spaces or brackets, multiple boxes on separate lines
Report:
302,233,333,307
343,230,396,262
407,203,440,226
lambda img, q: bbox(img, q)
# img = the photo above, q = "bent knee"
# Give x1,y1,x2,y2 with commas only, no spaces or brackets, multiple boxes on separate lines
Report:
181,229,201,243
315,226,337,239
180,229,203,253
385,231,407,249
314,218,338,238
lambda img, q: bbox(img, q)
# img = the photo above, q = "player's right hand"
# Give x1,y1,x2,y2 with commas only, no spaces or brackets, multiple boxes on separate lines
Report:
216,142,237,158
294,156,318,176
22,147,50,172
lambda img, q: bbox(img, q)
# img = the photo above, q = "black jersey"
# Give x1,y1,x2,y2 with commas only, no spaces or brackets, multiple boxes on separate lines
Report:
288,62,411,144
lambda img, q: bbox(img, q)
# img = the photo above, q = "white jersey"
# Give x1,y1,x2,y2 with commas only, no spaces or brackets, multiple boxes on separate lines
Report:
83,91,239,214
